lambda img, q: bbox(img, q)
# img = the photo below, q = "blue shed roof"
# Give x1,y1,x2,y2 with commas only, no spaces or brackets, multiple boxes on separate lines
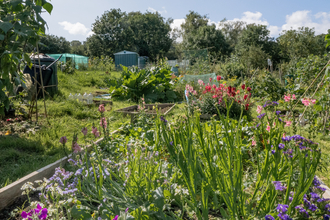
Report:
114,50,138,55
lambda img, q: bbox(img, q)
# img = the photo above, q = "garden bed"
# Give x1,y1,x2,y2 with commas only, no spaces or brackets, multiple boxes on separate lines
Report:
116,103,176,122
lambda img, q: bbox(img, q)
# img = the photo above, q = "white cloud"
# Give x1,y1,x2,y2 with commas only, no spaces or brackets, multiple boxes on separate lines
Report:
58,21,91,36
147,7,167,15
171,18,185,30
231,11,269,26
281,10,330,35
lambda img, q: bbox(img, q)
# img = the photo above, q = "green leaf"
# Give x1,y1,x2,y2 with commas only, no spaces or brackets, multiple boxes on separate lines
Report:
42,3,53,14
71,205,92,220
0,21,13,33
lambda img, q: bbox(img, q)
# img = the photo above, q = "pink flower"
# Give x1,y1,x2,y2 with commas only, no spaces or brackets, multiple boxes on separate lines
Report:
292,94,296,100
311,99,316,104
100,117,107,129
284,94,291,102
216,75,221,81
141,97,144,101
252,140,256,146
266,124,271,132
284,121,292,127
98,104,105,113
301,98,310,106
273,121,276,127
59,136,67,145
198,79,203,85
209,77,213,82
81,127,88,136
91,127,100,138
193,90,197,95
256,105,263,114
72,142,82,153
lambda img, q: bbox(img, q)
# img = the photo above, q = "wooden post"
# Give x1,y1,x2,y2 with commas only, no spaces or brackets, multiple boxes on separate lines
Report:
36,44,49,123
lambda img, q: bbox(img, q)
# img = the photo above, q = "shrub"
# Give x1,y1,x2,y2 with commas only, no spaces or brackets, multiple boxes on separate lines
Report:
110,65,177,103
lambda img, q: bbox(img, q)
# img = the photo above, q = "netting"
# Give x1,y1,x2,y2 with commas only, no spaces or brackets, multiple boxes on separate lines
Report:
180,73,218,86
167,48,209,73
47,53,89,69
182,48,208,63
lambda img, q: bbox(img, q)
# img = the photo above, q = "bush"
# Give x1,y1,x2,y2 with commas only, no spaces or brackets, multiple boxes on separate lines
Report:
110,65,177,103
247,70,286,101
186,79,252,120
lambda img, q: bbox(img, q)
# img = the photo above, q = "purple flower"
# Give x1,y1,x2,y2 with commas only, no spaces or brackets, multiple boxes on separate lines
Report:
125,207,129,213
276,204,289,213
75,168,83,176
271,150,275,154
38,208,48,220
310,192,320,201
308,203,318,212
273,181,286,191
276,111,281,115
295,206,309,218
170,141,173,145
265,215,275,220
313,176,321,186
278,213,292,220
324,214,330,220
113,215,119,220
257,113,266,119
21,211,31,219
278,143,285,150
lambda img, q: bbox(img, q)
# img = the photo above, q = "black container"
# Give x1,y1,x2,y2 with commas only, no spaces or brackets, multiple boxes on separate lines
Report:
5,108,15,117
23,54,58,97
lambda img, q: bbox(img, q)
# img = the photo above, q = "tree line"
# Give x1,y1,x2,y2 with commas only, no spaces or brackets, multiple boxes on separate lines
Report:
39,9,330,68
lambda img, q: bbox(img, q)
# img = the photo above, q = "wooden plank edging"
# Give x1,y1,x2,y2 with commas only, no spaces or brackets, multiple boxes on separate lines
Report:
0,129,119,210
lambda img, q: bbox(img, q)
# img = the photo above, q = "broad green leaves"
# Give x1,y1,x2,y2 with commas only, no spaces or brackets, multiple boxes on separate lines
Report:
0,21,13,33
325,34,330,48
0,0,53,113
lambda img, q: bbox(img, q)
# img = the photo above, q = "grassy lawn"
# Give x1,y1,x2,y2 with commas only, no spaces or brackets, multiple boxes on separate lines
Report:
0,70,134,188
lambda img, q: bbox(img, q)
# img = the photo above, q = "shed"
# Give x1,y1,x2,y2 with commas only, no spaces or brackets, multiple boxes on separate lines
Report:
114,50,138,70
47,53,89,69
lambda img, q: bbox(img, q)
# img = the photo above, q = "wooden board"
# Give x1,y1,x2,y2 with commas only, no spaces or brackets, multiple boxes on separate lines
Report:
116,103,175,116
0,129,119,210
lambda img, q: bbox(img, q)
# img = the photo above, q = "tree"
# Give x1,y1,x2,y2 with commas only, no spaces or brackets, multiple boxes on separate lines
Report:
181,11,230,59
235,24,281,67
37,34,71,54
219,20,246,50
87,9,173,61
70,40,87,55
277,27,327,62
0,0,53,114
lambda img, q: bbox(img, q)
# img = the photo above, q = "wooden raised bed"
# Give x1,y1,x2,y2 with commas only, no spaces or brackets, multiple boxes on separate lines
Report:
116,103,176,123
0,129,119,210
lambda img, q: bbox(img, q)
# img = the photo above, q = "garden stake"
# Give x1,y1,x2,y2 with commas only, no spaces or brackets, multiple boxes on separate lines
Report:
36,44,50,125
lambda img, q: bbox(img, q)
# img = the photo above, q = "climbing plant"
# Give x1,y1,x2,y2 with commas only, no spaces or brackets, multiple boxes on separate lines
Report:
0,0,53,115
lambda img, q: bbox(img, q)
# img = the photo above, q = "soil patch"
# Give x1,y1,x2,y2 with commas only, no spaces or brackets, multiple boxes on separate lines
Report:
0,191,40,219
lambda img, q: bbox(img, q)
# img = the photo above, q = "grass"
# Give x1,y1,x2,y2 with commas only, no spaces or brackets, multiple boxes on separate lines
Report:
0,69,134,188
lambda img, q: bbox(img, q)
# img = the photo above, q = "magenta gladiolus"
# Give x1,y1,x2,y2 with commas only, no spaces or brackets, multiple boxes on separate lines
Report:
82,127,88,136
59,136,67,145
92,127,100,138
113,215,119,220
100,117,107,129
98,104,105,113
72,142,82,153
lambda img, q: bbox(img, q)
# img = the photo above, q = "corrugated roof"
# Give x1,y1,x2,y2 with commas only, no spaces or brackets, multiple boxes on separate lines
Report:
114,50,138,55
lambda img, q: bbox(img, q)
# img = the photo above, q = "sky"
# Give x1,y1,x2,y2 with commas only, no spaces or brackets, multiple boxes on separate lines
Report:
42,0,330,42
